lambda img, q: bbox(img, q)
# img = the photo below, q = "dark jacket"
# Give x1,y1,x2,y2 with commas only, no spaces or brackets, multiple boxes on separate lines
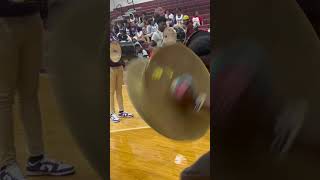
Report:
0,0,47,20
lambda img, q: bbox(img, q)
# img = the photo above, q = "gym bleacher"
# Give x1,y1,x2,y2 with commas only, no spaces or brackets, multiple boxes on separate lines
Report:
110,0,210,30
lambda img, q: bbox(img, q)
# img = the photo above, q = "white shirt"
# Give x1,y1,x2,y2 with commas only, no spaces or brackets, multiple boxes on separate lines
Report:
169,13,175,20
137,31,143,37
166,13,174,26
130,17,135,23
176,14,184,25
138,49,149,58
151,30,164,47
192,17,201,28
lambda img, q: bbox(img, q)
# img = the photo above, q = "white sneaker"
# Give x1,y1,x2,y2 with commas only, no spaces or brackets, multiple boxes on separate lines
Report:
0,163,25,180
26,156,75,176
110,113,120,123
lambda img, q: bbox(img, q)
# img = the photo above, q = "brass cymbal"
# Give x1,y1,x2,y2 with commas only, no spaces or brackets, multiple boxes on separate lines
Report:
163,27,177,46
110,41,122,62
127,43,210,140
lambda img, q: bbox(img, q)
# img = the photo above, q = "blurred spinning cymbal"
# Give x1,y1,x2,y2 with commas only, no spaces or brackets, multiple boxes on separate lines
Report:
127,43,210,140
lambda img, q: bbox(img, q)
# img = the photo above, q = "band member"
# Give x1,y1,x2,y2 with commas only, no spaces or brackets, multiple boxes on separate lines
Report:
0,1,74,179
110,48,133,123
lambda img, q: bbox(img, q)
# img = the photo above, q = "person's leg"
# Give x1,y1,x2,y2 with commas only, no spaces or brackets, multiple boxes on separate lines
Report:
0,17,26,180
116,66,133,118
0,17,20,168
19,14,75,176
180,151,210,180
110,67,120,122
110,67,116,114
115,66,124,112
17,14,44,159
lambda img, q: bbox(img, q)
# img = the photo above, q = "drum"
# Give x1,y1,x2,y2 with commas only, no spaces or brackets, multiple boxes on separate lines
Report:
185,30,211,70
185,30,211,56
119,41,137,60
174,26,187,43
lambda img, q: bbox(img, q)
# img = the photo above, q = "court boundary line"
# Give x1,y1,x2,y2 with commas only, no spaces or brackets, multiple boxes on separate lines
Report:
110,126,150,133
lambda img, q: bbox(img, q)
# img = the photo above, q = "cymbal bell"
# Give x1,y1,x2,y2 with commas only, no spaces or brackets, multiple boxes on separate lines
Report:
110,41,122,62
127,43,210,140
163,27,177,46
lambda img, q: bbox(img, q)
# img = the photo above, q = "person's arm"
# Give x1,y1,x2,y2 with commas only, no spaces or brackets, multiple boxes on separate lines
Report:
127,36,132,42
142,49,149,58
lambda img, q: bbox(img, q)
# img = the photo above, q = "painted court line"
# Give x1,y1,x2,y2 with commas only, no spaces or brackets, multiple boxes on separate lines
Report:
110,126,150,133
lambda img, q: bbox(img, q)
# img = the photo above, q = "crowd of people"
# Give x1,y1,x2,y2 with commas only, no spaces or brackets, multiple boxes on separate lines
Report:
109,7,206,123
110,7,205,58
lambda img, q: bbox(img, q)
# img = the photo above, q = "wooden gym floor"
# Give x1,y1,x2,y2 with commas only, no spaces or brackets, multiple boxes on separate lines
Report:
13,73,210,180
110,70,210,180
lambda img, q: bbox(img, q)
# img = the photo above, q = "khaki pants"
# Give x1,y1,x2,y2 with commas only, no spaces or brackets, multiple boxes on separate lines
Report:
0,14,44,167
110,66,124,113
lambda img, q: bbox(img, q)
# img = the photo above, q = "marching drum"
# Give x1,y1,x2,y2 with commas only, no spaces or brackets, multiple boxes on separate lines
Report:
185,30,211,70
185,30,210,55
174,26,187,43
119,41,137,60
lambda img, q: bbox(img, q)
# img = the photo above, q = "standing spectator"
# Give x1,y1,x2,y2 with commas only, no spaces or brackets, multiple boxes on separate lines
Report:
192,11,204,29
151,16,167,48
110,45,134,123
0,0,75,179
175,8,184,26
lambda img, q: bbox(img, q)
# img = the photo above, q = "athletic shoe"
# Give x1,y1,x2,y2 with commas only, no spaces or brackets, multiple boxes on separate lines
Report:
110,113,120,123
118,111,134,118
26,157,75,176
0,163,25,180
